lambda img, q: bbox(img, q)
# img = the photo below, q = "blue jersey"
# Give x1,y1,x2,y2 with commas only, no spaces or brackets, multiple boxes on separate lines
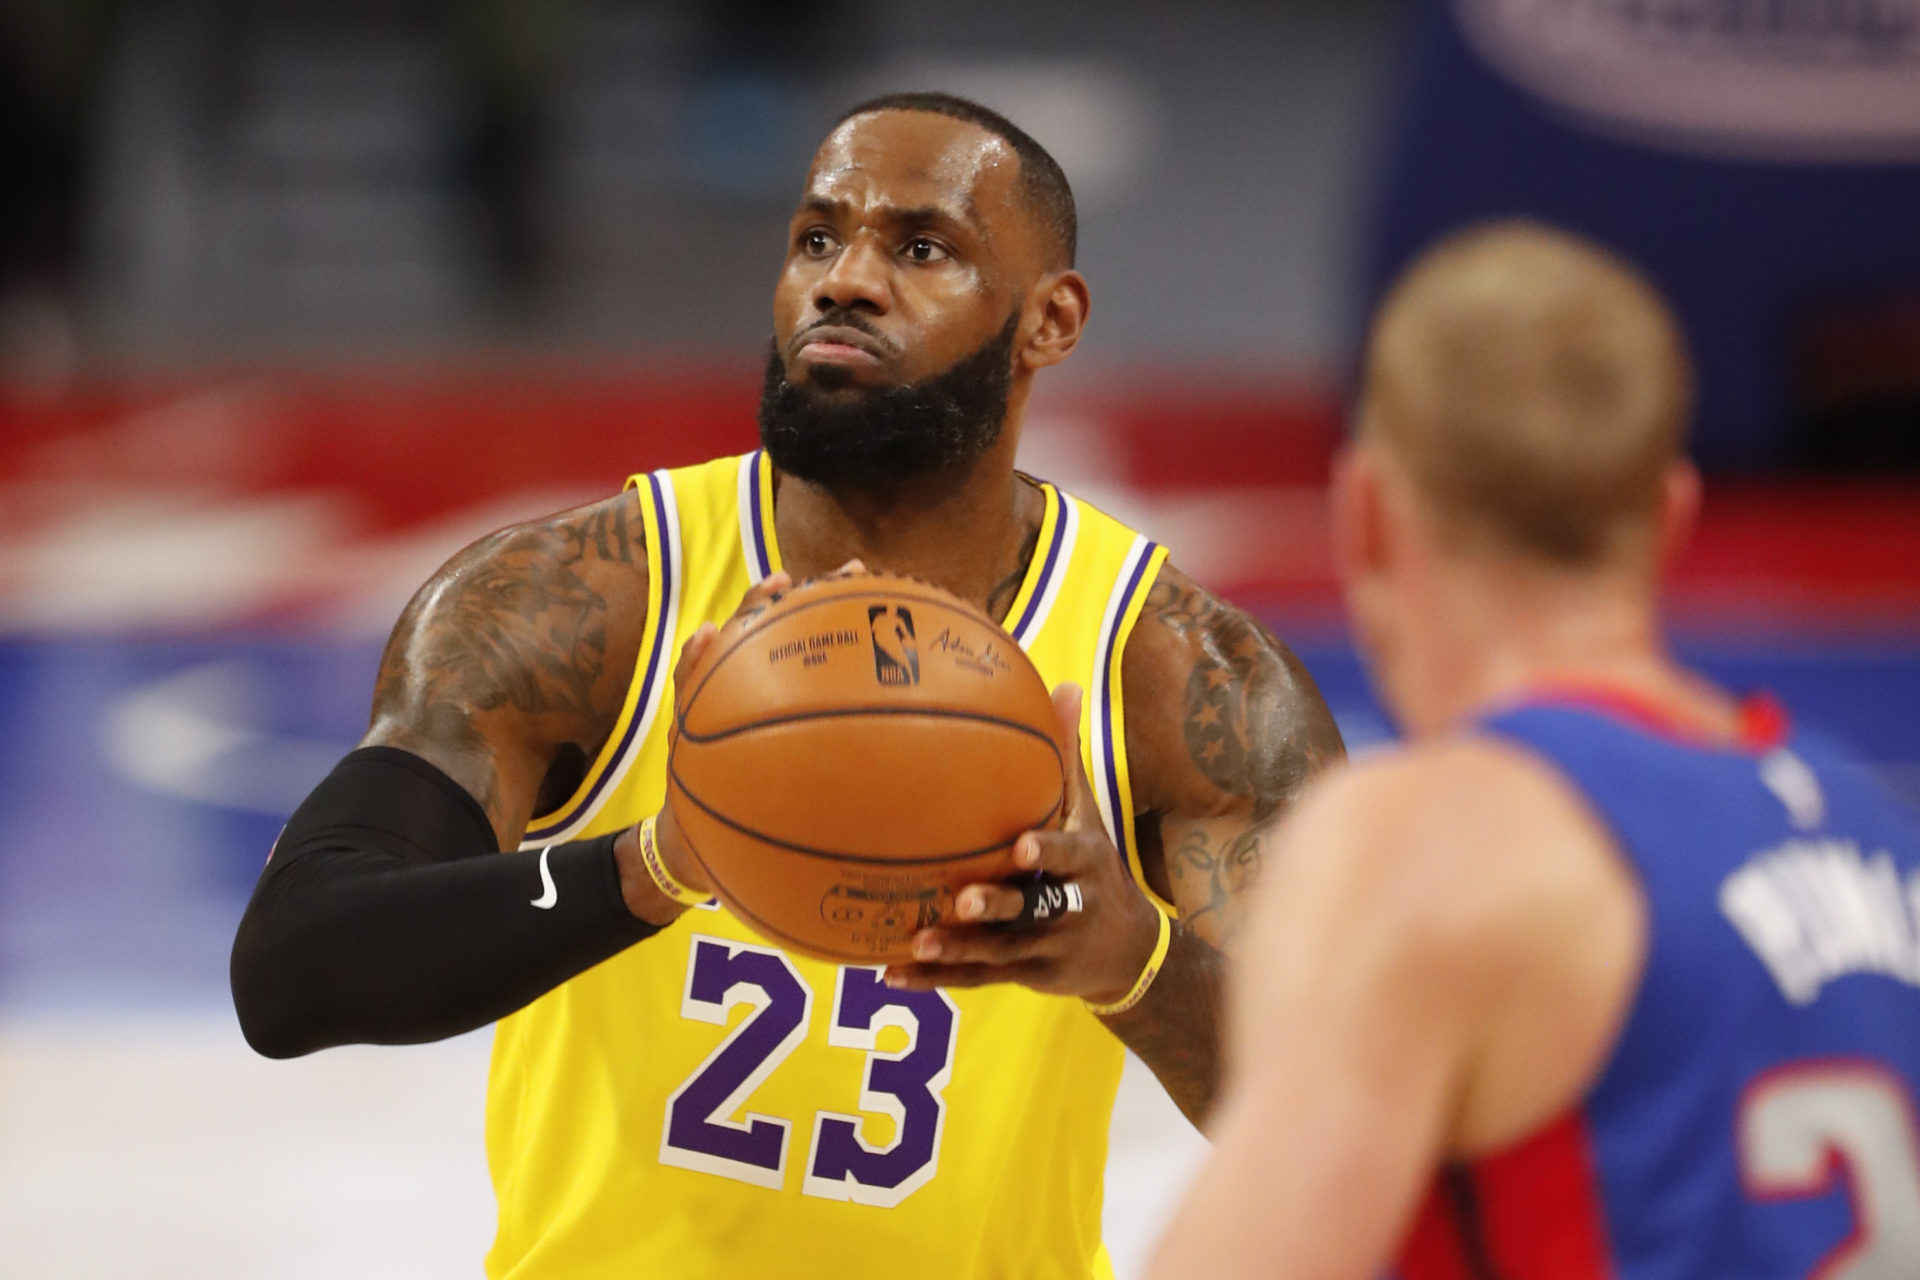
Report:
1395,690,1920,1280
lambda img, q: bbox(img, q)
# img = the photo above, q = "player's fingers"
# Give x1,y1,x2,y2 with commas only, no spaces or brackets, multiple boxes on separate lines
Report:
1011,826,1102,880
908,927,1050,967
710,571,792,643
1048,683,1099,830
1011,874,1085,925
947,876,1083,927
827,558,869,578
1053,681,1085,739
882,959,1046,991
671,621,720,687
738,570,792,614
950,882,1027,924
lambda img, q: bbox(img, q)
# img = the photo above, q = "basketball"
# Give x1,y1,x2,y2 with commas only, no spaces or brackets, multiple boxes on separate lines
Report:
666,573,1068,964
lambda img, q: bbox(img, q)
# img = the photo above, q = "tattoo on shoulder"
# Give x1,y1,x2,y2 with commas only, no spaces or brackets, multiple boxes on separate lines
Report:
370,496,646,771
577,497,640,567
1145,578,1343,819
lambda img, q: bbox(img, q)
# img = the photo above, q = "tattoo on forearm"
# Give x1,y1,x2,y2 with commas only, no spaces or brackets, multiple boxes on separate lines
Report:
1147,580,1344,820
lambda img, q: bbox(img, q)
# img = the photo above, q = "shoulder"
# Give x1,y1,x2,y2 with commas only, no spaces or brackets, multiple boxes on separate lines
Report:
449,489,648,584
1119,560,1343,817
390,491,651,667
364,491,652,825
1285,735,1625,928
1261,736,1647,1150
1216,736,1649,1162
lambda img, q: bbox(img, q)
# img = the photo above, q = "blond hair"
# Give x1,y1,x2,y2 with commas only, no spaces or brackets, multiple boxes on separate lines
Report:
1360,221,1693,564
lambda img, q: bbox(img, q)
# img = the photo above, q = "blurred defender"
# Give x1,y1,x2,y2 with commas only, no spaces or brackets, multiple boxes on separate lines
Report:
1149,223,1920,1279
230,93,1342,1279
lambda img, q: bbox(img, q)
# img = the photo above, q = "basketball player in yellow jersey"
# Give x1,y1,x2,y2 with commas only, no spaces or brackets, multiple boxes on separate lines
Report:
231,93,1343,1278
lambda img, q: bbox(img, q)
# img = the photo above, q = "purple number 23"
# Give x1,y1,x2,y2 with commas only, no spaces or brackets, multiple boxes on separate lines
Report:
660,936,959,1207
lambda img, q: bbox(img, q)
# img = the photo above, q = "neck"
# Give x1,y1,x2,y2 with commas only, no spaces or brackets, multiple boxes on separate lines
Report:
770,423,1042,621
1388,554,1734,740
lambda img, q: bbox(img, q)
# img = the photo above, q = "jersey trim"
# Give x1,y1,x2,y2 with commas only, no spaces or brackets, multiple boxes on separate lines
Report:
1498,682,1790,755
1089,535,1173,914
520,471,685,846
1399,1111,1615,1280
738,450,782,583
1003,483,1074,649
743,455,1075,649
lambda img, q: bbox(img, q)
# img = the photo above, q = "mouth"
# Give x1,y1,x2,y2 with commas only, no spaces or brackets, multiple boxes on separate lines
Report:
792,324,892,371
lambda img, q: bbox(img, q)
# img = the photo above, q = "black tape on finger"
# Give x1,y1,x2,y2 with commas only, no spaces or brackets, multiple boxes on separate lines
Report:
1015,875,1084,925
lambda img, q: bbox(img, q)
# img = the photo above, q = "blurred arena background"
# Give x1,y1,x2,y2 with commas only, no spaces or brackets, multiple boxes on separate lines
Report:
1,1,1916,1274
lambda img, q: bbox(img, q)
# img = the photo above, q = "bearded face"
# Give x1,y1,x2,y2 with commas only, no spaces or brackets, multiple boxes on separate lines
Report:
758,310,1019,490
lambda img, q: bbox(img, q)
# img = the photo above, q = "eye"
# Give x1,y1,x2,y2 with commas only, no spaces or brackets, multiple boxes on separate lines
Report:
800,228,837,257
903,236,950,264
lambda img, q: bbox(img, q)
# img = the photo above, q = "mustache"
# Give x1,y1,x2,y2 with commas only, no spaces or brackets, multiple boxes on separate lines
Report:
793,309,901,357
758,308,1019,490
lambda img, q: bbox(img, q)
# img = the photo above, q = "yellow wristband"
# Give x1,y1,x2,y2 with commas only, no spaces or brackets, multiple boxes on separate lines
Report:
1084,903,1174,1017
638,816,707,908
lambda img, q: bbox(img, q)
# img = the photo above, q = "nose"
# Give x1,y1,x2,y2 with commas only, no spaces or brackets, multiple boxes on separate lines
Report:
813,234,892,316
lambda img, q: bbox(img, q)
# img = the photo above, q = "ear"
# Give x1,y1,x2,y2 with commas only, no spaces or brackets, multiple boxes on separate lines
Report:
1330,440,1388,585
1019,270,1091,372
1655,458,1701,567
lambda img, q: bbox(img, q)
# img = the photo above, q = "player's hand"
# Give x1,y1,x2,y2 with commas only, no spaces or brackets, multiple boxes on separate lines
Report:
883,683,1162,1005
631,562,871,919
620,567,804,920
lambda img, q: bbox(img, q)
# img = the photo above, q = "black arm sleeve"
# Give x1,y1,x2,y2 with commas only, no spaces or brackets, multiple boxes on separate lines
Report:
229,746,660,1059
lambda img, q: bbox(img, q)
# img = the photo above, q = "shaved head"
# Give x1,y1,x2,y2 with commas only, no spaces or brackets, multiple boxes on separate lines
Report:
1360,221,1693,565
834,92,1077,269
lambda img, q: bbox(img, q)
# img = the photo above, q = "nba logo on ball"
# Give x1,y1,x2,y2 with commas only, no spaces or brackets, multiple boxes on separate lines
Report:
670,575,1061,964
868,605,920,686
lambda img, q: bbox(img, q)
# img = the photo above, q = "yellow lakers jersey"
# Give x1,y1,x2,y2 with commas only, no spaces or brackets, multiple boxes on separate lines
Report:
487,451,1171,1279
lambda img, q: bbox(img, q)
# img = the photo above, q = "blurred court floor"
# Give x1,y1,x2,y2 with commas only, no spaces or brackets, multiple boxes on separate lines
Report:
0,1016,1209,1279
2,628,1916,1276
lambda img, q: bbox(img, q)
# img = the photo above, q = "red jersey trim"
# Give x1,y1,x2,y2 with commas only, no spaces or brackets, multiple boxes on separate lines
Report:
1398,1111,1617,1280
1505,681,1789,755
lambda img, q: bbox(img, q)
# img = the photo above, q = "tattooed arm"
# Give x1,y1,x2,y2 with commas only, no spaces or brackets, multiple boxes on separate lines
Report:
1107,564,1346,1122
228,493,676,1056
1128,566,1344,947
364,491,650,846
883,562,1343,1125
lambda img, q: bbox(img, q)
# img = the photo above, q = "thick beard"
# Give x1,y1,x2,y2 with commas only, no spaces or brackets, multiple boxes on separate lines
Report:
758,312,1019,491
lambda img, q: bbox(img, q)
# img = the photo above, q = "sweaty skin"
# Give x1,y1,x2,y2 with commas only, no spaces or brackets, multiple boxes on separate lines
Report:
364,107,1343,1127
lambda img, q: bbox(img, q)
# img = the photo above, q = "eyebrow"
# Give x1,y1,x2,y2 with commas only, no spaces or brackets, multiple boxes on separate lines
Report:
798,195,985,238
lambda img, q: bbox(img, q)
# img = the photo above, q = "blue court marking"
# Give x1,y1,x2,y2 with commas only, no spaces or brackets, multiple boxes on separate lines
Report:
0,625,1912,1013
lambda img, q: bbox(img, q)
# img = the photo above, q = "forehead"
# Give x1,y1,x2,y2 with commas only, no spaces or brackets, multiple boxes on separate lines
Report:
803,111,1025,230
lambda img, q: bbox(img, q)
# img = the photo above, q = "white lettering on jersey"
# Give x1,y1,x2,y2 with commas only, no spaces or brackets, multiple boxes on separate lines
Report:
1759,749,1827,831
1720,838,1920,1005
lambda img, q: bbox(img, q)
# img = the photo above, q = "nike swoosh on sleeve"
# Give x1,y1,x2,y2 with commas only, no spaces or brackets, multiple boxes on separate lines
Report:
531,846,558,909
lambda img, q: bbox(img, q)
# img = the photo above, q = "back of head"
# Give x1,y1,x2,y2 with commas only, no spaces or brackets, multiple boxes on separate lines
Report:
1360,221,1693,566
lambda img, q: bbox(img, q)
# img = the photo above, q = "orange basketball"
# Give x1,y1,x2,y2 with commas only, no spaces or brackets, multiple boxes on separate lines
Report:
667,573,1067,964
